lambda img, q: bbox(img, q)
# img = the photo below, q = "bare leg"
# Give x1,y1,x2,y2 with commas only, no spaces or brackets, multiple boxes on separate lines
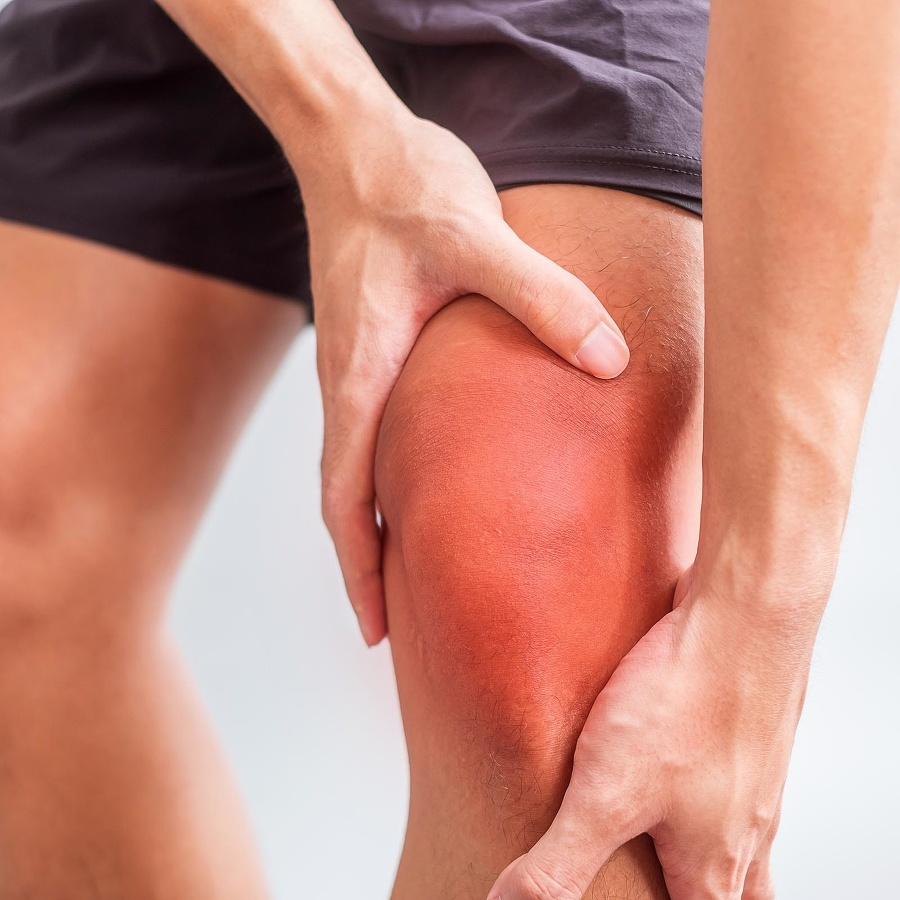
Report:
375,185,704,899
0,221,307,898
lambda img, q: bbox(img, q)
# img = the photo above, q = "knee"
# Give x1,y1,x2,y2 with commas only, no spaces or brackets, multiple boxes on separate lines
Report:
375,293,702,768
0,442,141,643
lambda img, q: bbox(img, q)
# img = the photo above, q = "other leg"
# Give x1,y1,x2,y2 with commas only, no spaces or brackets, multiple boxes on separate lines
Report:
0,221,306,899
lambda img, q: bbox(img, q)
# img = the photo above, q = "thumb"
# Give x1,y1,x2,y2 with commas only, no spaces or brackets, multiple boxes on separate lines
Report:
486,790,632,900
474,225,630,379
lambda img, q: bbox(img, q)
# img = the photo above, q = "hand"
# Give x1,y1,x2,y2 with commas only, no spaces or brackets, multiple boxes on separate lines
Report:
487,565,820,900
293,102,631,646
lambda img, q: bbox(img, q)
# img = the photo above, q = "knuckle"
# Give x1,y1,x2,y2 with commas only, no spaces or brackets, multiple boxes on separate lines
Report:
743,862,776,900
768,802,784,836
321,481,377,546
712,855,749,900
320,481,350,532
694,882,743,900
744,881,776,900
516,859,585,900
532,297,573,341
720,857,749,894
513,273,568,336
320,461,374,534
671,842,748,900
320,495,337,531
569,748,637,827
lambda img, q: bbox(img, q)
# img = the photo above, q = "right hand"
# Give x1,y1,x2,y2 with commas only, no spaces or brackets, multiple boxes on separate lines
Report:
292,100,631,647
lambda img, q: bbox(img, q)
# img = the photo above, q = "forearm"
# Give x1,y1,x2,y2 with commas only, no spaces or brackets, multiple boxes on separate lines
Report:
698,0,900,612
154,0,406,173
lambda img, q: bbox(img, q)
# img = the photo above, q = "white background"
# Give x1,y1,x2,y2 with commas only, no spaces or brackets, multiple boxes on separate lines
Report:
170,311,899,899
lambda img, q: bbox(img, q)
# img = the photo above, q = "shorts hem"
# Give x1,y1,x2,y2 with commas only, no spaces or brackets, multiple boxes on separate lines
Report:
0,192,313,309
479,146,702,216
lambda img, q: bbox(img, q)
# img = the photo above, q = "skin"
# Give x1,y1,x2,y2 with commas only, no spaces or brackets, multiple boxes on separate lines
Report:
375,183,704,899
0,0,896,893
156,0,632,645
490,1,900,897
149,6,897,890
0,184,679,899
0,219,306,897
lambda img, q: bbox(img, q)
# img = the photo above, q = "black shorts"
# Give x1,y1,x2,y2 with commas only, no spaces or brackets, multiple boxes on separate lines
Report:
0,0,708,319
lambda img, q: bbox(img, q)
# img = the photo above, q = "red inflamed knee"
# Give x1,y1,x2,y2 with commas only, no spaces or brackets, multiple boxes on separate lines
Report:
374,292,702,790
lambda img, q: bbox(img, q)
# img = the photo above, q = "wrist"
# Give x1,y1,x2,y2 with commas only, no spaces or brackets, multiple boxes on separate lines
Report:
267,44,407,175
282,78,414,190
697,492,845,579
695,385,853,619
690,523,836,635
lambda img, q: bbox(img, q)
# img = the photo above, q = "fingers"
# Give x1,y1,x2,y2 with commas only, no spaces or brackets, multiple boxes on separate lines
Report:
320,382,389,647
656,816,780,900
741,852,776,900
473,224,631,379
486,785,635,900
741,794,783,900
316,206,630,641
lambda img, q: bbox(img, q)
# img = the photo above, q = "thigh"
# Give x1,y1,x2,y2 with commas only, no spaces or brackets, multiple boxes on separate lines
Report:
0,0,313,310
375,184,704,898
0,220,306,632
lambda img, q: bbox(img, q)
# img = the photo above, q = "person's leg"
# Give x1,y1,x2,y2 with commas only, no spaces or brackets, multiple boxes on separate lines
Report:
0,220,307,899
376,184,704,900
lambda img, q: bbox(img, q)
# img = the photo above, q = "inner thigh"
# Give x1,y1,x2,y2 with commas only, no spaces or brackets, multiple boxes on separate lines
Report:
375,184,704,899
0,220,307,634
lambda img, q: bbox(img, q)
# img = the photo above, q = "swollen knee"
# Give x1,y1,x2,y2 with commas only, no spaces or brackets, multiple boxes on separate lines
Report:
375,294,702,764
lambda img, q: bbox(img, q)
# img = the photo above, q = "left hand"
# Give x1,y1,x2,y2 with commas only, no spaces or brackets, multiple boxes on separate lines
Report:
487,565,820,900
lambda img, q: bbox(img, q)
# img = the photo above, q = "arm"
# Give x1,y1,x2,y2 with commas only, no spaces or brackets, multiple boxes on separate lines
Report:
154,0,401,163
489,1,900,897
155,0,631,645
697,0,900,614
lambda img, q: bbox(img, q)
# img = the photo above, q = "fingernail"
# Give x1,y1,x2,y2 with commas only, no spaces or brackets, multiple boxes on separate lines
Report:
354,608,375,647
360,612,386,648
575,322,630,378
360,618,378,648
